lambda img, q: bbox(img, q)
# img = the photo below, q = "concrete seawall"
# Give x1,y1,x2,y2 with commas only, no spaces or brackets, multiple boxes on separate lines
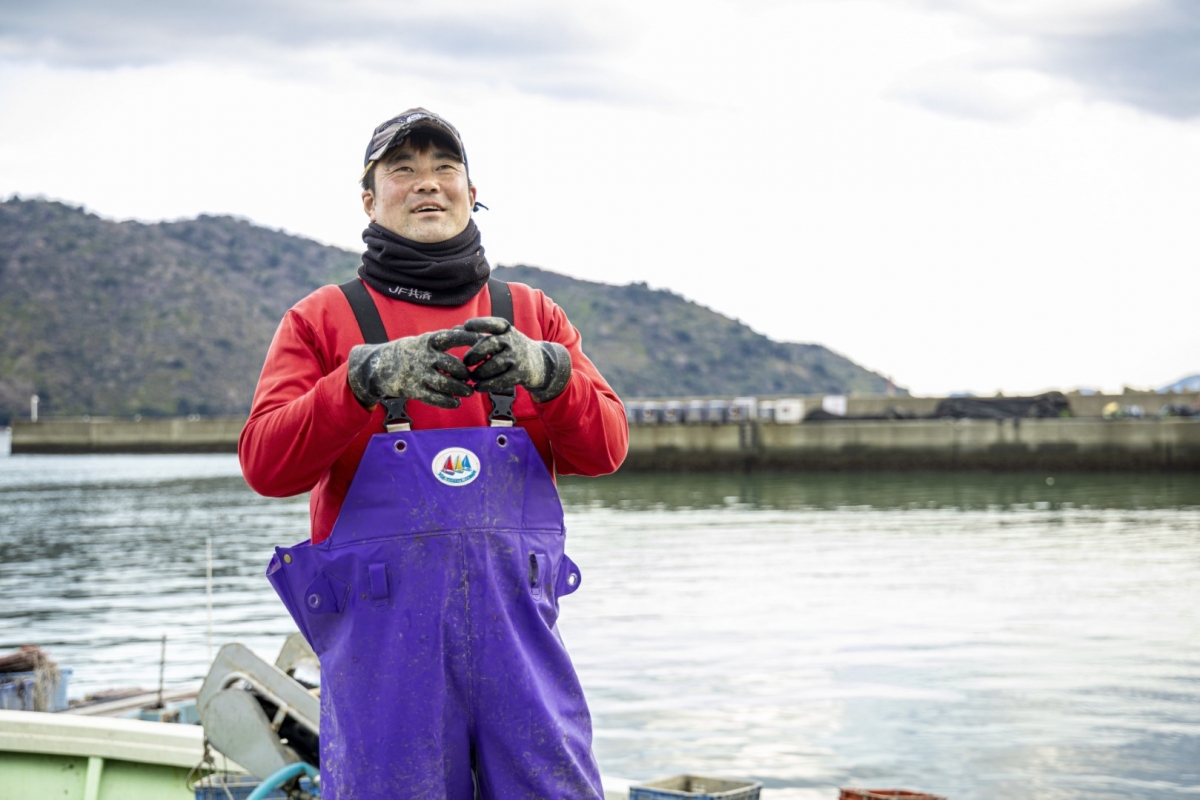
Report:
11,417,245,454
625,418,1200,471
11,415,1200,470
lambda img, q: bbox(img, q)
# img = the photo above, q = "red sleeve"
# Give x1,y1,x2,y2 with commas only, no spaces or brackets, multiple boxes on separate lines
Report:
520,287,628,477
238,287,377,497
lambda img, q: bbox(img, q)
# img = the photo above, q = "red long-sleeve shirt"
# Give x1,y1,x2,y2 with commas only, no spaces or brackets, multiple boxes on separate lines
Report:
239,279,628,543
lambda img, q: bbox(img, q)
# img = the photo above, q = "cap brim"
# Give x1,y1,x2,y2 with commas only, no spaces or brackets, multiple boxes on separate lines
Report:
365,119,463,166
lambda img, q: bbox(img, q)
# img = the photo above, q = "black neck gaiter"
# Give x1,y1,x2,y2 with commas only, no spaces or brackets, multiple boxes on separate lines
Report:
358,220,490,306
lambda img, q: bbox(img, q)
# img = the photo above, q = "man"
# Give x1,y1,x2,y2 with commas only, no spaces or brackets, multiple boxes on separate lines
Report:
240,108,627,799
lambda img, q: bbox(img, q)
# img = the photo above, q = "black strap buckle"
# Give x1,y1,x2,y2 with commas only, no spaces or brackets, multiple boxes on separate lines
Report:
488,391,516,427
381,398,412,432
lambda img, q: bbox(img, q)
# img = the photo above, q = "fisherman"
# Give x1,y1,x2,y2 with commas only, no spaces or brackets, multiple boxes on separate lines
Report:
239,108,628,799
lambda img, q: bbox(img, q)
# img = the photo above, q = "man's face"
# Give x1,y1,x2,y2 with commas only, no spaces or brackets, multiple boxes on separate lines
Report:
362,139,477,243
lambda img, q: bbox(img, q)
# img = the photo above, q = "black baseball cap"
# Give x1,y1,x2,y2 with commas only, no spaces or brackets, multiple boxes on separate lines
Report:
361,107,468,180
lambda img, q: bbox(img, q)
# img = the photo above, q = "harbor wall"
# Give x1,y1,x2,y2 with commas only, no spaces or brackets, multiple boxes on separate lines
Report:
10,417,244,454
625,418,1200,471
10,414,1200,470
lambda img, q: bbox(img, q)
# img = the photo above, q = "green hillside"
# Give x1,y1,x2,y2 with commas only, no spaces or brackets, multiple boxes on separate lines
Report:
492,265,894,399
0,199,897,423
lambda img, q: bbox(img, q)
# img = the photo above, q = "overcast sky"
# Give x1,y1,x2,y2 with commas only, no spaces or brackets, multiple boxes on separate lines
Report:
1,0,1196,396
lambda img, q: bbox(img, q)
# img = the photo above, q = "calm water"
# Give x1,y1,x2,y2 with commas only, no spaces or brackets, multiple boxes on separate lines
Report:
1,454,1198,799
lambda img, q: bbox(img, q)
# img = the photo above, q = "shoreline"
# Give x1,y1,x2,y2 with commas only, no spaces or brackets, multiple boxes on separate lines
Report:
8,414,1199,471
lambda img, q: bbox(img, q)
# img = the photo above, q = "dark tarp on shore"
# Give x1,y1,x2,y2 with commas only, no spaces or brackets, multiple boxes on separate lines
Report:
932,392,1071,420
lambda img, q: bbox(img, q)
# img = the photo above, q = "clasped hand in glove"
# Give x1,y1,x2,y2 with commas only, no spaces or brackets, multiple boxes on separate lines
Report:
347,319,572,410
347,328,483,410
461,317,572,403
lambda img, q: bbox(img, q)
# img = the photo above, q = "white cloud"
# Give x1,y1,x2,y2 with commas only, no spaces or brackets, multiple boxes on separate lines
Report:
909,0,1200,119
0,0,1196,395
0,1,640,102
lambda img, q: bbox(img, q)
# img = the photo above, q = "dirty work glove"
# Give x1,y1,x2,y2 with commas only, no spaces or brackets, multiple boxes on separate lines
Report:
347,329,482,410
461,317,572,403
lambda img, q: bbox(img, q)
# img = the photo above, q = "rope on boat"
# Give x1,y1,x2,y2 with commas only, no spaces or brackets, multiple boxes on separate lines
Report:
0,644,61,712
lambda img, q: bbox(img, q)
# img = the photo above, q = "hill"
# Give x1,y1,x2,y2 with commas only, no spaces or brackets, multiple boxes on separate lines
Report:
0,199,359,422
492,265,894,399
0,198,896,423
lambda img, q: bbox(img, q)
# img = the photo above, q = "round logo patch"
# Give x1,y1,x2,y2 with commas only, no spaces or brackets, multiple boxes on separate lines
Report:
432,447,481,487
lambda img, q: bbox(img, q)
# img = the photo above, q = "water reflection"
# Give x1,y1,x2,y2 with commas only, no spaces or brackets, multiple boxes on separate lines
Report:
560,471,1200,512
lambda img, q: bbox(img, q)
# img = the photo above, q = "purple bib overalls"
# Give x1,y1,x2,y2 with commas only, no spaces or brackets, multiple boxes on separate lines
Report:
266,423,603,799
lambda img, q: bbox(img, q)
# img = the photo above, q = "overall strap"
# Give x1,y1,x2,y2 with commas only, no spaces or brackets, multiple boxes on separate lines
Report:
485,278,517,427
488,277,513,326
337,278,516,430
339,279,410,429
339,279,389,345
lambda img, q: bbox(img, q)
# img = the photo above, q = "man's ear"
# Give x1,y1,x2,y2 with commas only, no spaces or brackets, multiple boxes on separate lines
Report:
469,185,477,209
362,189,376,221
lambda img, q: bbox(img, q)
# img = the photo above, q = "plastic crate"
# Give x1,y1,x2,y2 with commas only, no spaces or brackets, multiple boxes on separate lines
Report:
193,773,317,799
630,774,762,800
0,677,36,711
0,667,72,711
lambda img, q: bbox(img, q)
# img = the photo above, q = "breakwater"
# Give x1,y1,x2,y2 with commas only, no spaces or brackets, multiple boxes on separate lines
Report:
10,416,243,455
625,417,1200,471
10,410,1199,470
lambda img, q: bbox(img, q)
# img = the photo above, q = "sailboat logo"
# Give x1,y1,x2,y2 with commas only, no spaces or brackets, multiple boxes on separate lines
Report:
431,447,481,487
